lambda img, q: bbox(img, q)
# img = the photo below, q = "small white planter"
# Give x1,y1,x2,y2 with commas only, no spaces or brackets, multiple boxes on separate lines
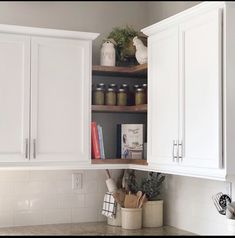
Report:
142,200,163,228
121,207,142,230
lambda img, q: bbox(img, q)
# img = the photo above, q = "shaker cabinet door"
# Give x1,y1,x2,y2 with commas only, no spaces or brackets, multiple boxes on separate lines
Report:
179,9,223,169
30,36,90,162
148,27,179,165
0,33,30,162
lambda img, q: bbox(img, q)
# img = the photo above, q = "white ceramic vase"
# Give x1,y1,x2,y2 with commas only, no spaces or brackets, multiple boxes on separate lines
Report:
100,39,116,66
142,200,163,228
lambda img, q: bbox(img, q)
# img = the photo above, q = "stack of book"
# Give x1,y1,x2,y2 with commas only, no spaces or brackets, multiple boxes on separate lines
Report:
91,121,105,159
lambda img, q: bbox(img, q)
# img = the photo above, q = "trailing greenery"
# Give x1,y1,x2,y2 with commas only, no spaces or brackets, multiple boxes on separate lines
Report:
140,172,165,201
107,25,139,65
126,170,165,201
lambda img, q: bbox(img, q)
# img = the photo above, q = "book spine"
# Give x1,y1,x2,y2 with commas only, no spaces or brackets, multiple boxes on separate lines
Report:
97,125,105,159
91,121,100,159
116,124,121,158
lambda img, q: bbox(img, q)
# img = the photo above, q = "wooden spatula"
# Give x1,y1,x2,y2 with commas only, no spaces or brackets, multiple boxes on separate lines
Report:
124,192,138,208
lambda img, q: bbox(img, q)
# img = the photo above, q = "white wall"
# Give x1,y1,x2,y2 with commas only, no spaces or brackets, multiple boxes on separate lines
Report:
147,1,201,24
0,1,148,64
0,169,125,227
147,1,235,235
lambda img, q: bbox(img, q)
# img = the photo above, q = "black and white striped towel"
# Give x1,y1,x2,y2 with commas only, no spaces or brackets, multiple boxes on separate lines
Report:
101,192,117,219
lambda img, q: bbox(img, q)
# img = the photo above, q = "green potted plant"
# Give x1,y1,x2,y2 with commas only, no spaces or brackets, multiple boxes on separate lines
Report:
107,25,146,66
140,172,165,228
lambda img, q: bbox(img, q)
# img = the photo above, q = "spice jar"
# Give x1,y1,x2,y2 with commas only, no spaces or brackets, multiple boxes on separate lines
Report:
117,88,127,106
130,84,140,105
142,83,147,103
120,84,130,105
106,87,116,105
135,87,146,105
93,87,105,105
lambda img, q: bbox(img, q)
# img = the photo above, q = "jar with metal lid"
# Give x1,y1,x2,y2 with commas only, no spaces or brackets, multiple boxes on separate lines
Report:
135,87,146,105
93,87,105,105
98,83,106,91
109,83,118,92
117,88,127,106
120,84,130,105
105,87,116,105
130,84,140,105
142,83,147,103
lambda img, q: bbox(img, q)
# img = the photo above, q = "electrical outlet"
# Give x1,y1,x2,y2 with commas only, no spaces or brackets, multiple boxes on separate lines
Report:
72,173,82,191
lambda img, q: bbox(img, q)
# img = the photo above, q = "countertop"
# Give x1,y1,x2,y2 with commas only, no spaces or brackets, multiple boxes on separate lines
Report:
0,222,196,236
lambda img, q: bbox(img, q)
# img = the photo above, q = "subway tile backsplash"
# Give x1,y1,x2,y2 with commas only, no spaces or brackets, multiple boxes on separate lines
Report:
0,170,120,228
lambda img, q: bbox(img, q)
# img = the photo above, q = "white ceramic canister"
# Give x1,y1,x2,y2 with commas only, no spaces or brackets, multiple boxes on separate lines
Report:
121,207,142,230
100,39,116,66
142,200,163,228
107,204,122,227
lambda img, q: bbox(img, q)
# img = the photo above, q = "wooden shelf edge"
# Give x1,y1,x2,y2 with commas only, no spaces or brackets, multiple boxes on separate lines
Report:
92,104,147,113
91,159,148,166
92,64,147,77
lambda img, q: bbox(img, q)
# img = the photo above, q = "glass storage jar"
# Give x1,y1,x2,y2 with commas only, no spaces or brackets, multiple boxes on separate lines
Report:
117,88,127,106
135,87,146,105
93,87,105,105
106,87,116,105
120,84,130,105
142,83,147,103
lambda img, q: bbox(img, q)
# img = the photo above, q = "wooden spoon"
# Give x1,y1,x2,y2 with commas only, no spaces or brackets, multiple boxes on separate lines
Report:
138,193,147,208
136,191,143,208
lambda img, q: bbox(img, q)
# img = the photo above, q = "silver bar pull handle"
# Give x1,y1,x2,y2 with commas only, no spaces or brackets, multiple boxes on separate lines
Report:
25,138,28,159
172,140,177,162
33,139,36,159
178,141,183,162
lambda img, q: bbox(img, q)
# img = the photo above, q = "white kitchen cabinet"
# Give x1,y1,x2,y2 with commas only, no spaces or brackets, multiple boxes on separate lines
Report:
142,2,235,180
179,8,222,169
148,27,179,166
0,25,98,166
31,37,90,162
0,33,30,162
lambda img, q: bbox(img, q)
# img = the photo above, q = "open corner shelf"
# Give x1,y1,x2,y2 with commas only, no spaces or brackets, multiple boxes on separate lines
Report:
92,63,147,78
92,104,147,113
91,158,148,166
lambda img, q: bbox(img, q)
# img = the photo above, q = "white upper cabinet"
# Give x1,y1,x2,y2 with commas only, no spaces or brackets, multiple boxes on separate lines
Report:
0,25,98,166
179,9,222,169
31,37,90,162
0,33,30,162
148,27,179,165
142,2,235,180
